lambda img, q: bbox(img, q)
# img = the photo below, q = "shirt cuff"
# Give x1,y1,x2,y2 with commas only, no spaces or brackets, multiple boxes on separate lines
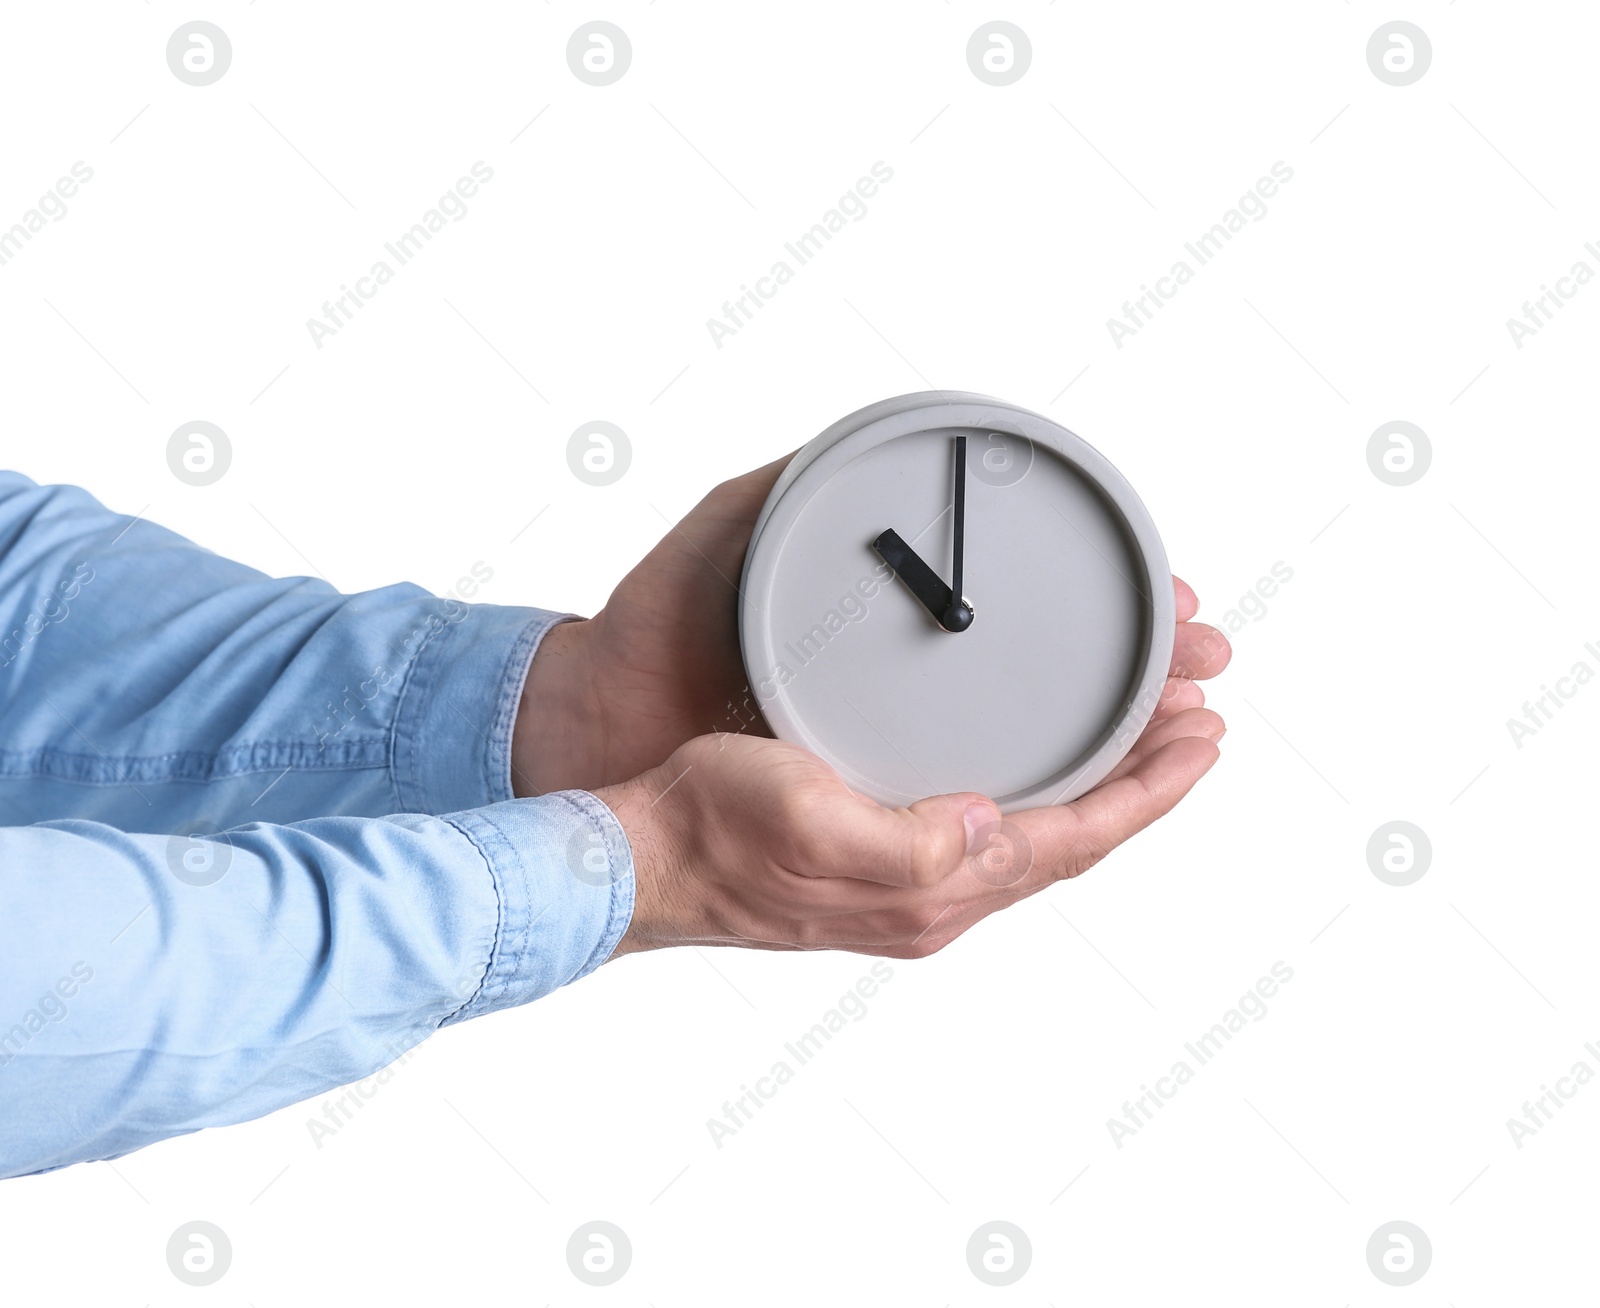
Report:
391,603,574,815
440,790,635,1020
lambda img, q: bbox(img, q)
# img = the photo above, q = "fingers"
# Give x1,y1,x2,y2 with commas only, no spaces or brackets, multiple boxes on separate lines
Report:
1168,578,1232,680
874,711,1224,947
795,787,999,890
921,711,1224,932
708,451,798,523
661,452,799,573
1149,675,1205,722
1008,733,1220,884
779,692,1221,921
1103,705,1225,783
1174,575,1199,622
740,730,1222,955
786,708,1223,945
1172,622,1232,679
749,449,800,487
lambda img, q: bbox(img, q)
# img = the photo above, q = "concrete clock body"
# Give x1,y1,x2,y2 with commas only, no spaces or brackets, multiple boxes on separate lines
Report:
739,392,1174,814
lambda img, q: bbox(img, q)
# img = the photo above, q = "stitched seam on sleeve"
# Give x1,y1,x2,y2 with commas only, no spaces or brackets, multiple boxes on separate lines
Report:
556,790,635,977
387,611,459,813
438,813,504,1023
484,613,561,805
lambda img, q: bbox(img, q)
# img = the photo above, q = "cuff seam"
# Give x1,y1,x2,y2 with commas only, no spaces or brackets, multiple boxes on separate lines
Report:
390,606,573,816
388,607,464,814
437,794,634,1024
438,810,514,1023
484,612,564,805
437,812,503,1024
552,790,636,978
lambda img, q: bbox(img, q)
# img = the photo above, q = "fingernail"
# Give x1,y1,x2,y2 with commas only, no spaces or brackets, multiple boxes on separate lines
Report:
963,801,996,852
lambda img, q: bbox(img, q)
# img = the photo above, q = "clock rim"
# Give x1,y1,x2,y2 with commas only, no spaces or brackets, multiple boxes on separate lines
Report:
739,390,1176,813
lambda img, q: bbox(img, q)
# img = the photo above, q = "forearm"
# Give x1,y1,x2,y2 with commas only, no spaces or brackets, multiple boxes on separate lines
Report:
0,472,568,829
0,793,633,1179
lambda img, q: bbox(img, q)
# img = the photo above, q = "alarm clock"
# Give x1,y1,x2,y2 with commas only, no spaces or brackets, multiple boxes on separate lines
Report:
738,392,1174,814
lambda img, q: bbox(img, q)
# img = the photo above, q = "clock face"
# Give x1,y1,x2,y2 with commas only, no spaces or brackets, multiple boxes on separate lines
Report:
739,393,1174,813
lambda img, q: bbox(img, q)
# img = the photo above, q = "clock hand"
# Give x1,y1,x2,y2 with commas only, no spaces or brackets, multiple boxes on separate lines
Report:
872,527,974,634
943,435,974,633
872,528,949,621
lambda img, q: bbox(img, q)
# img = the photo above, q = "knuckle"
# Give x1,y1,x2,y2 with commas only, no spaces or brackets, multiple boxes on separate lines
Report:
678,734,723,768
776,789,826,849
1057,844,1110,881
902,827,947,887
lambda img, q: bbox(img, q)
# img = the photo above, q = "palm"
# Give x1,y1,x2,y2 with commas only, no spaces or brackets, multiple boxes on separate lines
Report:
609,711,1225,959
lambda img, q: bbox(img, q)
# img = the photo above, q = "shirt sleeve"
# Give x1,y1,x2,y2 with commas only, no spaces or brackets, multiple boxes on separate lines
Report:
0,471,573,833
0,471,635,1179
0,789,634,1180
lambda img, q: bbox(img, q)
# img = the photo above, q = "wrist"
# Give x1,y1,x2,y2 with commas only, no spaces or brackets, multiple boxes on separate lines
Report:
594,767,684,956
512,615,599,797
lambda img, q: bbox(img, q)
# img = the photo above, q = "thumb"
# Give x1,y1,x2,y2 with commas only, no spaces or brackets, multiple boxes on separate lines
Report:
806,789,1000,888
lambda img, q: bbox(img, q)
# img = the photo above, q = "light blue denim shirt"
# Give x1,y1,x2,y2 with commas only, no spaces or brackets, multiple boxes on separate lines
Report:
0,473,635,1179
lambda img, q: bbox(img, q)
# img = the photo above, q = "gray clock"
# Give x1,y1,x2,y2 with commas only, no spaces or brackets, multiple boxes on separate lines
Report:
739,392,1174,814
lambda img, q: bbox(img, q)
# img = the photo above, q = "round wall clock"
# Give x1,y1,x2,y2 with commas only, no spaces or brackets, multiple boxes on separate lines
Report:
739,391,1174,814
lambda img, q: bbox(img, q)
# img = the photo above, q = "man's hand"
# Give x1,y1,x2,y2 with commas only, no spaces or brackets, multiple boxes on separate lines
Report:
512,454,1232,796
513,456,792,795
599,700,1224,958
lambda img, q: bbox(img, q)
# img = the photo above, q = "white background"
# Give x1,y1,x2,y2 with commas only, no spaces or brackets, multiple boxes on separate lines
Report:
2,1,1597,1303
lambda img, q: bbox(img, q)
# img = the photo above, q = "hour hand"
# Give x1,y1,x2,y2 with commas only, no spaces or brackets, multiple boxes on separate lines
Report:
873,528,970,631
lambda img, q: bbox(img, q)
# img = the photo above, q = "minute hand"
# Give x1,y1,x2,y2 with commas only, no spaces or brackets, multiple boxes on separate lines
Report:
943,434,974,633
